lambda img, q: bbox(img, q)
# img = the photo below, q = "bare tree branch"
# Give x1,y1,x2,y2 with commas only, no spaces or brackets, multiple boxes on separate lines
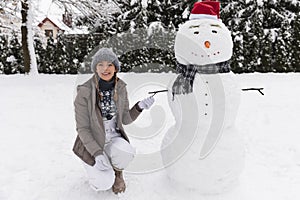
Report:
52,0,120,29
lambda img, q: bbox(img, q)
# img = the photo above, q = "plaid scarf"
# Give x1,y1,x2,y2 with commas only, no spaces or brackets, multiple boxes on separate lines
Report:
172,61,230,98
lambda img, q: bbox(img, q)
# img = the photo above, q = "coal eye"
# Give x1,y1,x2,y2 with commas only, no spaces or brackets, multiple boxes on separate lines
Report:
212,30,217,34
194,31,199,34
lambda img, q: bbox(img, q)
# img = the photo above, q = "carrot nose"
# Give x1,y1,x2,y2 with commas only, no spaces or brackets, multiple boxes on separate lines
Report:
204,41,211,48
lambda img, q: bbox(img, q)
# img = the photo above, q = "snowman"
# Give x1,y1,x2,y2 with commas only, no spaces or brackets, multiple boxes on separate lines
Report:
161,0,245,194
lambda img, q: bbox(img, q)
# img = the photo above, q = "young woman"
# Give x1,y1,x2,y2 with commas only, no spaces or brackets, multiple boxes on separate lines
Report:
72,48,154,194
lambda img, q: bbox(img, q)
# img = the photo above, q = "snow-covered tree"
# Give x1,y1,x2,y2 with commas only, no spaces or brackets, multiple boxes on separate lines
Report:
64,38,81,74
54,0,120,34
34,34,46,73
91,0,191,73
0,34,8,74
260,30,273,72
21,0,38,74
40,37,56,73
1,0,38,74
261,0,284,29
272,20,292,72
222,0,300,73
5,31,23,74
113,0,188,33
230,35,244,73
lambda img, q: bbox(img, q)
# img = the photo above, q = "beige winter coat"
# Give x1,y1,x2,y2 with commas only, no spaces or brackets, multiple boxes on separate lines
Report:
72,74,142,166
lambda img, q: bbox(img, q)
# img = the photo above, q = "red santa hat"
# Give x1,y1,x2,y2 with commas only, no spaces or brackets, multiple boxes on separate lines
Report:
189,1,220,20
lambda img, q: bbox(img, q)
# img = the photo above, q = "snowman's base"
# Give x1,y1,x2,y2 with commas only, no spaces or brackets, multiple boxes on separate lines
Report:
162,126,245,194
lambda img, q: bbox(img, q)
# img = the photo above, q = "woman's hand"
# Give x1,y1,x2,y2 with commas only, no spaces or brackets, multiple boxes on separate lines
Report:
94,154,112,171
138,96,155,110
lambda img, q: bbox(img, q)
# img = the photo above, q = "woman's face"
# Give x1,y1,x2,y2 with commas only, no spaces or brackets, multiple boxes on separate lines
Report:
96,61,117,81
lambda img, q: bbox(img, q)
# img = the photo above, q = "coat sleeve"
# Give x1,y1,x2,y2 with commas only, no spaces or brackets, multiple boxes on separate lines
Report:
74,86,102,157
121,87,143,125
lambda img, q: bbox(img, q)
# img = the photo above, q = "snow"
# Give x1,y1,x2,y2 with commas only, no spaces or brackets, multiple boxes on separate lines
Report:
264,28,279,42
141,0,148,8
1,73,300,199
35,0,58,16
147,22,164,36
182,7,190,19
6,56,16,63
257,0,264,6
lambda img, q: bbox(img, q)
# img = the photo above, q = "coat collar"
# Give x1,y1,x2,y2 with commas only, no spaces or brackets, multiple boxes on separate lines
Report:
89,74,126,111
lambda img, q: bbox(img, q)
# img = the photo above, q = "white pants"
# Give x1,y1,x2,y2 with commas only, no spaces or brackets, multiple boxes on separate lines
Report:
83,133,136,191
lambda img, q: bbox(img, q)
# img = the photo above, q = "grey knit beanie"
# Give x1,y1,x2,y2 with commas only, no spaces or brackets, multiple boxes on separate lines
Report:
91,48,120,72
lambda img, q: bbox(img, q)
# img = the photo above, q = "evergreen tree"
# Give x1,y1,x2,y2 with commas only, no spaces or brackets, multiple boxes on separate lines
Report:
273,20,292,72
64,38,81,74
153,0,188,29
5,32,23,74
0,34,8,74
112,0,190,40
148,24,176,71
221,0,247,73
79,34,99,73
54,36,68,74
221,0,300,73
230,35,244,73
221,0,245,32
41,36,56,73
34,35,46,73
262,0,284,29
249,6,264,72
260,30,273,72
278,0,300,13
239,0,261,72
241,27,253,72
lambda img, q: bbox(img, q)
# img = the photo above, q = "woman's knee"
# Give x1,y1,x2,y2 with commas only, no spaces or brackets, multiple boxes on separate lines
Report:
109,137,136,169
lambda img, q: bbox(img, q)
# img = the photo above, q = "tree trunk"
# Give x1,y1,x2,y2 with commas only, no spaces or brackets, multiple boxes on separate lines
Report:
21,0,30,73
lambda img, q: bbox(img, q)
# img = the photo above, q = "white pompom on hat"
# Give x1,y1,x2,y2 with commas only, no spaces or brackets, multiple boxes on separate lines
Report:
91,48,121,72
189,1,220,20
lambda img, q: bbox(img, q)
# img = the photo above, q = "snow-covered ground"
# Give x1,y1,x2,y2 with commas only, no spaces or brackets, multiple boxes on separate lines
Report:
1,73,300,200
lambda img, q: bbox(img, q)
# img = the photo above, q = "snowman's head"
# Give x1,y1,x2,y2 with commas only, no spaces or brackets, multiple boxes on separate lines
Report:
175,2,233,66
